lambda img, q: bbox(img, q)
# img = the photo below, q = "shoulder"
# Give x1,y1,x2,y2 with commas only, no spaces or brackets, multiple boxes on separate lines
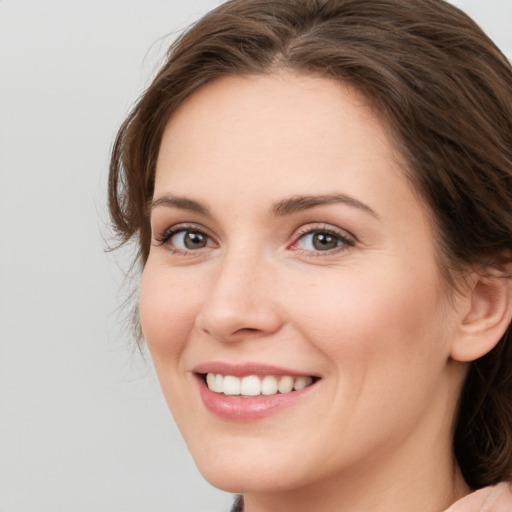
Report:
444,482,512,512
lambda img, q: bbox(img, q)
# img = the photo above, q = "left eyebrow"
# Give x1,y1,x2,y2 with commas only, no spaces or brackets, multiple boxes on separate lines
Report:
271,194,379,218
149,193,210,216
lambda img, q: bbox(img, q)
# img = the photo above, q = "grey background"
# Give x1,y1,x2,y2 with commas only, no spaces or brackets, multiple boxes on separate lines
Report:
0,1,511,511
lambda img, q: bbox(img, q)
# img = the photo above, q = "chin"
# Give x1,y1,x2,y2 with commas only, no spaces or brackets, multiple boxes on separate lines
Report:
183,430,320,494
195,458,301,494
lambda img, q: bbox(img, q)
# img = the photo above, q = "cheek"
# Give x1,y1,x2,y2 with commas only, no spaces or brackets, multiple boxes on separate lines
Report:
292,262,450,378
289,265,453,454
139,262,202,363
138,262,210,424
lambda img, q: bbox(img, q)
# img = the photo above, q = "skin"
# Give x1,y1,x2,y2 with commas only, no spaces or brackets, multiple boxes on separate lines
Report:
140,72,475,512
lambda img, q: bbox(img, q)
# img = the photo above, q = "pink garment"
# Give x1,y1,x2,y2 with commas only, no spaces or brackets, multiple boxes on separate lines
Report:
444,482,512,512
231,483,512,511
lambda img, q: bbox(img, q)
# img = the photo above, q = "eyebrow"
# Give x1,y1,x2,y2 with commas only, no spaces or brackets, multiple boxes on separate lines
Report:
271,194,378,218
150,192,378,219
150,194,210,215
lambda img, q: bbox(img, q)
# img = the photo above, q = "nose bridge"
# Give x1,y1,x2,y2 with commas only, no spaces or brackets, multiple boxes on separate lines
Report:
196,244,281,341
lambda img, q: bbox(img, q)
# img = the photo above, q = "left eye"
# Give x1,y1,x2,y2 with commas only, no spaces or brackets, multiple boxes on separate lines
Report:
294,230,353,252
169,229,213,250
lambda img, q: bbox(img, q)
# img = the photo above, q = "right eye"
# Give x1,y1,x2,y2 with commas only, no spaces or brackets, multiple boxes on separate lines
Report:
155,225,216,253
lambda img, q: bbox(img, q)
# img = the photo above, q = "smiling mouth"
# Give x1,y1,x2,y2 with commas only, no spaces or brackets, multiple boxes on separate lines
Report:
202,373,318,397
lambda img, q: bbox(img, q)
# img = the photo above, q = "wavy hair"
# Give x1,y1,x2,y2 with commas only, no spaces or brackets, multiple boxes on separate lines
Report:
109,0,512,488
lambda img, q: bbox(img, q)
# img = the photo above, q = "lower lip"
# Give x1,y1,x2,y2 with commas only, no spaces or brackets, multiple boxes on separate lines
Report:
197,377,317,421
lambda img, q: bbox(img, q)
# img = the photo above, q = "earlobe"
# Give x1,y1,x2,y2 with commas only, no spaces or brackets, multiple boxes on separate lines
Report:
450,272,512,362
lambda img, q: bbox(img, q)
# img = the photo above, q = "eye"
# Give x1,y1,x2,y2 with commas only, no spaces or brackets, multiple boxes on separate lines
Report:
172,230,210,250
154,225,215,252
291,226,355,254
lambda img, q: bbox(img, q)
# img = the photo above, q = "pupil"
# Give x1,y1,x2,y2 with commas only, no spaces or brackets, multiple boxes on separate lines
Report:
313,233,337,251
185,232,206,249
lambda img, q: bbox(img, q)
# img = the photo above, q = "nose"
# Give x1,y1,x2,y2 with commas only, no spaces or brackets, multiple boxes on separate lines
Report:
195,252,283,343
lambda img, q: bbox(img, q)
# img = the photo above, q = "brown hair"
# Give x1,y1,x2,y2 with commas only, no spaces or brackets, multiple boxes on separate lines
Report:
109,0,512,489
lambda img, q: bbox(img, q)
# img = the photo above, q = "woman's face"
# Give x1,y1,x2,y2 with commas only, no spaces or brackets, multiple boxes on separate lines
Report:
140,73,466,494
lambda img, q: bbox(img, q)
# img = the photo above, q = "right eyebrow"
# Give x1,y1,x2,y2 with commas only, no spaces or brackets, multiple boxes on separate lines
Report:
149,193,210,216
271,193,379,219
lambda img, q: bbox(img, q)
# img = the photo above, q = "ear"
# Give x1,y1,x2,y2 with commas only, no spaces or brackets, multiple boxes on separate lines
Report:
450,271,512,362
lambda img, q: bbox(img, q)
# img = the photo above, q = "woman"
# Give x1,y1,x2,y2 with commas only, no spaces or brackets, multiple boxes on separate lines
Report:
108,0,512,510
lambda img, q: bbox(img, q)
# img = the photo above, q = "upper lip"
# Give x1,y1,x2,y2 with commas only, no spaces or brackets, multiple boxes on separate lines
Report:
193,362,320,378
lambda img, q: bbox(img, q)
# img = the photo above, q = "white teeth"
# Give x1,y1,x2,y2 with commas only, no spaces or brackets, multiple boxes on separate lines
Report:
213,374,224,393
206,373,216,390
293,376,313,390
277,376,294,393
223,375,241,395
240,375,261,396
261,375,278,395
205,373,315,396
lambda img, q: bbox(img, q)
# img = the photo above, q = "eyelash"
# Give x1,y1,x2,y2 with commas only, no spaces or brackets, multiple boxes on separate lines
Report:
153,223,355,255
289,225,356,255
154,223,213,254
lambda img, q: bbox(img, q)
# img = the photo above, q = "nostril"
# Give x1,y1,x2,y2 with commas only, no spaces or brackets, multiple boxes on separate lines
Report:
229,327,268,341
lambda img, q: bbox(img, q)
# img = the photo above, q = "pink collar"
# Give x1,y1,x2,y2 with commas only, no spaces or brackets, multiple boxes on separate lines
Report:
444,482,512,512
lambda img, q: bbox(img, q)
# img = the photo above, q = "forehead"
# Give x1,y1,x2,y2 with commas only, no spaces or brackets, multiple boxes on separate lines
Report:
154,72,414,219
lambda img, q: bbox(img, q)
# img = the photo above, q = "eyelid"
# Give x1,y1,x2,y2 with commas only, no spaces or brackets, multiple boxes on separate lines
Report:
153,222,216,248
289,224,356,253
152,221,355,256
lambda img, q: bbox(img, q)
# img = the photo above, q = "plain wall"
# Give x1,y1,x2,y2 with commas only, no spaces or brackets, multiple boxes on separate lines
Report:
0,1,511,511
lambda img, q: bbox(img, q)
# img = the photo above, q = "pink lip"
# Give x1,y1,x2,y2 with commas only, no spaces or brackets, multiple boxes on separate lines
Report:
192,362,320,421
193,361,318,378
